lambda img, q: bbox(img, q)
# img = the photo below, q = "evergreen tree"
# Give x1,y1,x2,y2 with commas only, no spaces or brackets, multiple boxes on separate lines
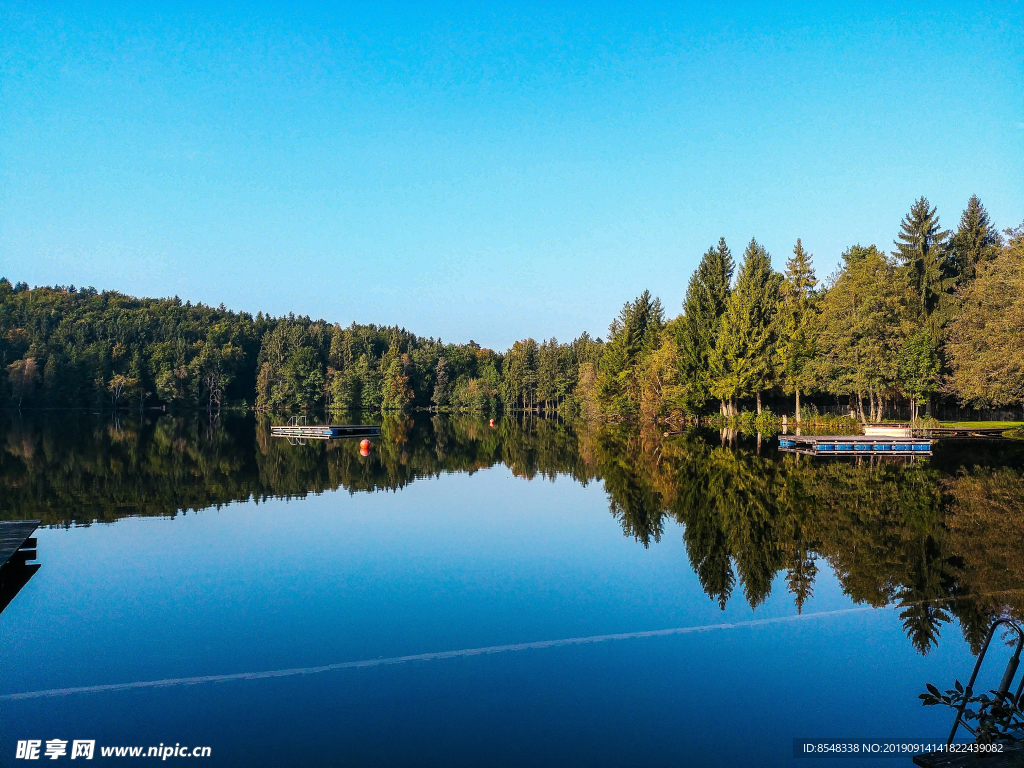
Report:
536,338,562,412
676,238,734,414
949,195,1002,283
431,357,450,409
778,239,818,421
500,339,539,410
709,239,781,414
381,355,413,412
946,223,1024,407
598,291,664,416
892,197,953,336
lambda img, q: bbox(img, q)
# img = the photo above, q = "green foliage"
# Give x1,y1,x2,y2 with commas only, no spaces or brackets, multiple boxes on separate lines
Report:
676,239,734,414
921,680,1024,744
892,196,954,337
778,239,819,411
898,328,941,419
754,407,781,433
796,405,859,432
811,245,910,422
709,239,781,410
1,196,1017,421
598,290,664,417
946,223,1024,407
0,281,264,411
950,195,1003,283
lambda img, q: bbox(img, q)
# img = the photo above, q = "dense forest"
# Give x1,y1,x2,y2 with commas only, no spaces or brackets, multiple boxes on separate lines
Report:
2,410,1022,655
2,195,1021,422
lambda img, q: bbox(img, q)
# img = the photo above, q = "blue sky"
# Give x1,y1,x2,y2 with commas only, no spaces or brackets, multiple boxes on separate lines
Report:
1,2,1021,349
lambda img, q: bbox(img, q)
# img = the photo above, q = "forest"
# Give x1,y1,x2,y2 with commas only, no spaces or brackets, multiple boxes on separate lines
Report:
2,195,1021,422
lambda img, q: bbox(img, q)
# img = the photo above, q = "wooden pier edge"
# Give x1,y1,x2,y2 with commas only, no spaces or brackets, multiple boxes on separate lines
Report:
0,520,41,570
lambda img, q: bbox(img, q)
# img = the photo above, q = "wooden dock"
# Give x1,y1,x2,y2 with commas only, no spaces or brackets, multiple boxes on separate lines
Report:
913,741,1024,767
270,424,381,440
0,521,41,616
0,521,39,570
779,434,933,456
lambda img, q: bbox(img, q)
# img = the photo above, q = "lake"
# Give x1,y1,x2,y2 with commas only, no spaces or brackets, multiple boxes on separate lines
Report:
1,412,1022,766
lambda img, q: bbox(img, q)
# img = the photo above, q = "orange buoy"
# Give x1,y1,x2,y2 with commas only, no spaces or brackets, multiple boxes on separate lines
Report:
359,439,371,456
488,419,495,427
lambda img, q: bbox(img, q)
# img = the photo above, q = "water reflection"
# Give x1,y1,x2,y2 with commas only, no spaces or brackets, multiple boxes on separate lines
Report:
1,411,1022,654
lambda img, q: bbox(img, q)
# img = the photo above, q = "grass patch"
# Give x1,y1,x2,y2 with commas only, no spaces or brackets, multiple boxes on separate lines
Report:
938,421,1024,429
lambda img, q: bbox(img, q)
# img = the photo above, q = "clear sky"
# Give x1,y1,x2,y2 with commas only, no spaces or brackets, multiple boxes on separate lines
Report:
1,2,1021,349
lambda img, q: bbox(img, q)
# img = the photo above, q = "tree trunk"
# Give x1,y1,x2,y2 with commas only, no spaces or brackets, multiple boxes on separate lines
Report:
795,389,802,424
756,392,762,415
856,391,866,424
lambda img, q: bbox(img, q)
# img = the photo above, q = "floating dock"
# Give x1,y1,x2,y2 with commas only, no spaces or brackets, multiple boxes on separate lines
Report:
779,434,933,456
270,424,381,440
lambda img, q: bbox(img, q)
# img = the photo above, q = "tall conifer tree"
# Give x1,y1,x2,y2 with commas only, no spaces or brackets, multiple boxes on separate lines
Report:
949,195,1002,283
676,238,734,414
779,239,818,421
892,197,953,336
598,291,664,416
709,239,781,414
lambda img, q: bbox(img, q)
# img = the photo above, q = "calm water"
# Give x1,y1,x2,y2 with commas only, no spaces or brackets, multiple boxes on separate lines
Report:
1,413,1023,767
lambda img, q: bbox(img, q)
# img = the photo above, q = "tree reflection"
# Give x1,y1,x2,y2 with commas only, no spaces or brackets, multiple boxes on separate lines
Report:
1,410,1022,654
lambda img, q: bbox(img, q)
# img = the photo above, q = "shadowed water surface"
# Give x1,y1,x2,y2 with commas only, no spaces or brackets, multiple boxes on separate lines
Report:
1,412,1023,766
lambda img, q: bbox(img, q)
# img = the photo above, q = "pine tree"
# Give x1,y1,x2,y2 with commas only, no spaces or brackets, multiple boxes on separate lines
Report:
598,291,664,416
949,195,1002,283
536,338,562,412
892,197,953,336
676,238,734,414
709,239,781,414
431,357,449,409
779,239,818,422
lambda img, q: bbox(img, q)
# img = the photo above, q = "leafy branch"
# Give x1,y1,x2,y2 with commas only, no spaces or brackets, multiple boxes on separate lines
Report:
921,680,1024,743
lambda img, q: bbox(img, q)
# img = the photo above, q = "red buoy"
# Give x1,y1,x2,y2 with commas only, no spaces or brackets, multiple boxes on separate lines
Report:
359,439,371,456
488,419,495,428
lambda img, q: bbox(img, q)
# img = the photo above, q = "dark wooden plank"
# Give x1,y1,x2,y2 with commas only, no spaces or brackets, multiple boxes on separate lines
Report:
913,741,1024,767
0,521,41,570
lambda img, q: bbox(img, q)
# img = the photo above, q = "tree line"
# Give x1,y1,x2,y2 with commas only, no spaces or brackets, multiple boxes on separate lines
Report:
605,195,1022,423
2,195,1020,420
